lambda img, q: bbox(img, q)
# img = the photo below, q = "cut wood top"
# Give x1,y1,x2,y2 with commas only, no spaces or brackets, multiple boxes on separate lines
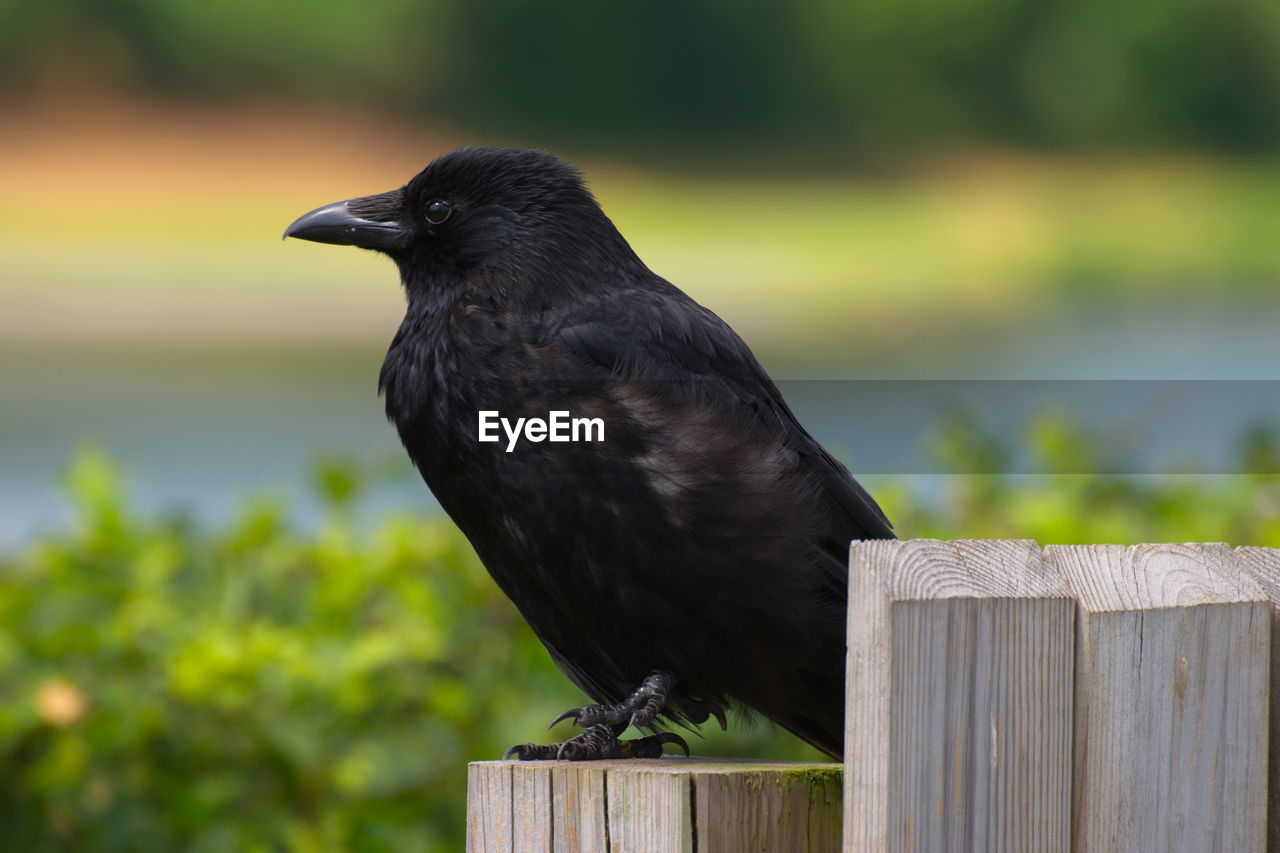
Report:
1236,546,1280,601
850,538,1068,600
1044,540,1264,607
1045,542,1266,611
468,758,843,853
471,758,839,775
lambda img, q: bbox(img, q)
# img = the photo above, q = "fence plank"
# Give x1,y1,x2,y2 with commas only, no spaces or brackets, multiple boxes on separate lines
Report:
846,538,1075,852
468,761,514,853
691,762,842,852
468,540,1277,852
467,758,840,853
1235,546,1280,853
1047,542,1269,853
551,763,608,852
604,763,691,853
511,764,553,853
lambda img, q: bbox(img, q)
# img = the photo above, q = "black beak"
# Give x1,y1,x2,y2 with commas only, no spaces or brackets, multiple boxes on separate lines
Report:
283,192,407,250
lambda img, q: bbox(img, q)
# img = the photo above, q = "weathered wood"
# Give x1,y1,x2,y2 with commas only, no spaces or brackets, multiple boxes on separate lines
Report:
551,763,608,852
466,758,841,853
468,760,514,853
512,763,553,853
605,763,690,852
845,538,1075,852
470,540,1279,852
1235,546,1280,853
1047,542,1269,853
690,762,841,852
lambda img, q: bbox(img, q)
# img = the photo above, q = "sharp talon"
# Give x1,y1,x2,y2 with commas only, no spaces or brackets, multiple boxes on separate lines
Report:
508,673,693,762
557,740,590,761
503,742,562,760
549,709,580,730
657,732,690,757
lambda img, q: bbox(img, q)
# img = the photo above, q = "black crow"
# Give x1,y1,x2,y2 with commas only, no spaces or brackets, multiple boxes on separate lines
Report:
284,147,893,760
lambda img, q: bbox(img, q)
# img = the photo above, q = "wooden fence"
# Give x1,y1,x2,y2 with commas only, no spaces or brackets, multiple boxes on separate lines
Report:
467,540,1280,852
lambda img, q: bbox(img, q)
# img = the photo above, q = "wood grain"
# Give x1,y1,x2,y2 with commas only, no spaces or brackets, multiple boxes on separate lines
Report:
468,761,514,853
551,763,608,852
846,539,1075,852
470,540,1276,852
1235,546,1280,853
1047,543,1269,853
692,763,841,852
604,764,691,853
512,764,553,853
467,758,840,852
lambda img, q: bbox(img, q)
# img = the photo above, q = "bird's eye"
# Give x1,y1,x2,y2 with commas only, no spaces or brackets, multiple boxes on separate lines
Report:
425,199,452,225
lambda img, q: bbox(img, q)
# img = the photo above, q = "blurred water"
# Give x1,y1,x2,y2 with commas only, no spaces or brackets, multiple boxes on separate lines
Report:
2,300,1279,550
0,343,423,549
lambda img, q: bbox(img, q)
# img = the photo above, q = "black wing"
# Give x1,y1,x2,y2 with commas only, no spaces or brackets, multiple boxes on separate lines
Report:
549,279,894,557
540,280,893,757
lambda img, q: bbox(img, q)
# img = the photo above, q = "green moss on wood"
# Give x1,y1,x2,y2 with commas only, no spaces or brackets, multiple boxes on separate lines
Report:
778,765,842,793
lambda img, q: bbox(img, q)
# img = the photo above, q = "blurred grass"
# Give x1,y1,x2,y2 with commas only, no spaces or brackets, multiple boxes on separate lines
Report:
3,102,1279,351
3,417,1280,851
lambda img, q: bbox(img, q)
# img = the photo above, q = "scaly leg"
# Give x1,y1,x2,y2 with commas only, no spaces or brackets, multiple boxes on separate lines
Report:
504,723,689,761
502,671,726,761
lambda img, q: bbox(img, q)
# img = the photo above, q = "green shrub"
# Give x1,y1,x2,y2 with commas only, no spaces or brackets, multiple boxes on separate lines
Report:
0,449,819,852
2,415,1277,851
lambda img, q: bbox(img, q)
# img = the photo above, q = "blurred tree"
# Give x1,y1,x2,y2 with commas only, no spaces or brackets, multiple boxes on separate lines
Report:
1,0,1277,154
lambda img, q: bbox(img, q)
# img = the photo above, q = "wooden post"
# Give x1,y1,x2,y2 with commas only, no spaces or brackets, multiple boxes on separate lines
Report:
466,758,841,853
1235,546,1280,852
1047,543,1269,852
845,539,1075,852
466,541,1279,851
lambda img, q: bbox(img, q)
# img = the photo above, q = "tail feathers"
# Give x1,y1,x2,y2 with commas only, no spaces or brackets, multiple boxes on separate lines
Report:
777,710,842,761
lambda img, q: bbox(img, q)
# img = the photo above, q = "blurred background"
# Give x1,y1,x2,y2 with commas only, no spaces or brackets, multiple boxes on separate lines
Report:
2,1,1279,850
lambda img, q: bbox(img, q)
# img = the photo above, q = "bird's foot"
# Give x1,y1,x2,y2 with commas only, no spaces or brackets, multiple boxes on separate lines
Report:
503,724,689,761
549,671,728,733
500,670,727,761
549,670,675,730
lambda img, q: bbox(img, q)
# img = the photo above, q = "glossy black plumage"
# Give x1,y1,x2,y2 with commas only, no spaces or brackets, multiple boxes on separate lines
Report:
286,147,894,758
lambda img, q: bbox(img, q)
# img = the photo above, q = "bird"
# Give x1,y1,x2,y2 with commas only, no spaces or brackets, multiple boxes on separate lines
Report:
284,146,894,761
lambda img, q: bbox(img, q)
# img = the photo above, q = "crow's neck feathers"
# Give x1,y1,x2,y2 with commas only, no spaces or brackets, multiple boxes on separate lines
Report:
380,189,648,432
400,205,646,316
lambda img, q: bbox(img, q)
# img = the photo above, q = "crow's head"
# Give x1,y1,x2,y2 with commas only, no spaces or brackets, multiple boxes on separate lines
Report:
285,147,634,286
